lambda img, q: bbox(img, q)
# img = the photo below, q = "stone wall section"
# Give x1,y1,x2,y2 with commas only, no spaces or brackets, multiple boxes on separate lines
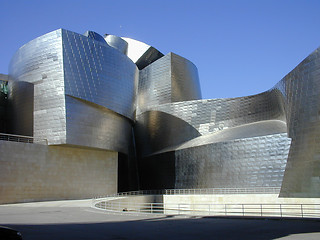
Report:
0,141,117,204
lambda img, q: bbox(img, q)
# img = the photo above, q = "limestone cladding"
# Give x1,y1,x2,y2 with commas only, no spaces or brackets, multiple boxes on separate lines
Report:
0,141,117,204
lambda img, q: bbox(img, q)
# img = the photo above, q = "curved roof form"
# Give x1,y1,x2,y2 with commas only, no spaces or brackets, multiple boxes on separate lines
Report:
121,37,150,63
104,34,128,55
177,120,287,150
121,37,164,69
151,120,287,155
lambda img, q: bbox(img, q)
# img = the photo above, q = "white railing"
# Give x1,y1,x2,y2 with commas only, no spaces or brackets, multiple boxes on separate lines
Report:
93,200,320,219
93,187,280,200
92,188,320,218
0,133,48,145
94,190,165,199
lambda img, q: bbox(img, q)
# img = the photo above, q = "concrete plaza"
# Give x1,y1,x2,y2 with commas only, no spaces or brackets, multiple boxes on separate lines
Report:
0,200,320,240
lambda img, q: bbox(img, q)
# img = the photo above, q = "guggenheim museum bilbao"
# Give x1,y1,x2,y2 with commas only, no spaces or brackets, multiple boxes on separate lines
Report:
0,28,320,203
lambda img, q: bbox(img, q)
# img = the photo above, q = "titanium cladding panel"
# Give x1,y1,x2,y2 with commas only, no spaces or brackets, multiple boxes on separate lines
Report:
8,29,137,152
276,48,320,197
135,110,201,157
140,90,285,136
62,29,138,120
137,52,201,111
138,54,172,108
175,133,291,189
152,120,288,153
65,95,133,154
9,29,66,144
62,29,137,152
104,34,128,55
171,53,202,102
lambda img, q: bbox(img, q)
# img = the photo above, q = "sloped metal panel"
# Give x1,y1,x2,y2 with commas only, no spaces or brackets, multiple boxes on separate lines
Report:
121,37,164,69
140,90,286,136
152,120,287,155
276,48,320,197
65,95,132,154
62,29,138,120
135,47,164,70
135,110,201,157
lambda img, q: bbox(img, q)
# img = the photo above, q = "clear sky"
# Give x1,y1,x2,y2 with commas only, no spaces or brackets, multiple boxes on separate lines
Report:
1,0,320,99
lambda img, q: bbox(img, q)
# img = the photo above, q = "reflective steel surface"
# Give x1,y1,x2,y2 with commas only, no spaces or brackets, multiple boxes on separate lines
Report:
137,52,201,112
122,37,164,70
8,29,137,153
274,48,320,197
6,29,320,197
9,30,66,144
104,34,128,54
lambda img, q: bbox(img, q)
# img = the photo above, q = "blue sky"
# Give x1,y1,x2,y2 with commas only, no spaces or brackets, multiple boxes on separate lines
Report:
1,0,320,99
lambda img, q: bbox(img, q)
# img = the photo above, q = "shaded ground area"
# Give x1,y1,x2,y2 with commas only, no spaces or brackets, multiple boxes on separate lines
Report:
0,200,320,240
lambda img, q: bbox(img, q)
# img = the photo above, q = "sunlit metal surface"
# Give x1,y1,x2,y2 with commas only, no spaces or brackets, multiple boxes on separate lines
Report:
6,29,320,197
152,120,288,154
104,34,128,55
9,30,66,144
139,90,286,135
274,48,320,197
122,37,164,70
137,52,201,112
135,44,320,196
62,30,138,120
8,29,138,153
135,110,201,157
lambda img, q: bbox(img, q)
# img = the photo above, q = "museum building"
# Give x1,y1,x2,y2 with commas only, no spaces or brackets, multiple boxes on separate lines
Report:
1,29,320,204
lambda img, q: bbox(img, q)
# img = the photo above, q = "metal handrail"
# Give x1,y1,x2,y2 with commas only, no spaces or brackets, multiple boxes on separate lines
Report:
93,187,280,200
0,133,48,145
92,188,320,218
92,199,320,219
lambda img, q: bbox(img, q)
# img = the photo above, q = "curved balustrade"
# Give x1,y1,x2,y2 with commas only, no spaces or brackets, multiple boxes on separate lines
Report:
92,189,320,219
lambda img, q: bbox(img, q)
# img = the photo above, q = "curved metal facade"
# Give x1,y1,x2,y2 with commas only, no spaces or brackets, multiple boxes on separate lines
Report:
104,34,128,55
274,48,320,197
62,29,138,120
137,52,201,112
135,45,320,197
8,29,138,154
6,29,320,197
9,30,66,144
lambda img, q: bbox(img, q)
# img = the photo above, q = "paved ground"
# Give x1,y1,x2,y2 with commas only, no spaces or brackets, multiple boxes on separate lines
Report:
0,200,320,240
